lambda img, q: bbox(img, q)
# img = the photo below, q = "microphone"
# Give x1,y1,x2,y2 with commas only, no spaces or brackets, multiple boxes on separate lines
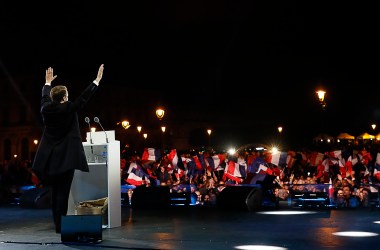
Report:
94,117,109,143
85,117,93,144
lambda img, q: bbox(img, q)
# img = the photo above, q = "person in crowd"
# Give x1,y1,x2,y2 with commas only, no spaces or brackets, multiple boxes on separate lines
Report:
32,64,104,233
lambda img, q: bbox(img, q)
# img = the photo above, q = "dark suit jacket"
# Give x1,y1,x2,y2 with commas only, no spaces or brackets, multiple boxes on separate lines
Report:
32,82,98,179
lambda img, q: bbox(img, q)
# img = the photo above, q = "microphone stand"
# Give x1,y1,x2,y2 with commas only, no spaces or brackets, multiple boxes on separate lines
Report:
85,117,94,155
94,117,109,143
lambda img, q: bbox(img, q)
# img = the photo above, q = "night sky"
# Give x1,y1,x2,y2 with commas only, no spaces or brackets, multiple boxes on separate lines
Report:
2,1,380,149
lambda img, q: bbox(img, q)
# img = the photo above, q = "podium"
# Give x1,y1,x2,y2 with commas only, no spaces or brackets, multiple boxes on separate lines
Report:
68,131,121,228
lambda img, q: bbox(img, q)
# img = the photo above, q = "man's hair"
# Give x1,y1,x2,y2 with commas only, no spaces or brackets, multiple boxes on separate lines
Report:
50,85,67,102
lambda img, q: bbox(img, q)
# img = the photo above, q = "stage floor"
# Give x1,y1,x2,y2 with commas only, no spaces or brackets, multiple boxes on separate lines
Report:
1,204,380,250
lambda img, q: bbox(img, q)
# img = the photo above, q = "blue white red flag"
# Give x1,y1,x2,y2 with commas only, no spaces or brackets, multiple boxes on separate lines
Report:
267,151,288,167
223,161,243,183
167,149,185,169
125,172,145,186
126,162,138,173
142,148,161,162
309,152,324,167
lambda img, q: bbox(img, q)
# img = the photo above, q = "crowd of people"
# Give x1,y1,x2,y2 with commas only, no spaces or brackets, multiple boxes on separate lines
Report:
120,143,380,208
1,143,380,209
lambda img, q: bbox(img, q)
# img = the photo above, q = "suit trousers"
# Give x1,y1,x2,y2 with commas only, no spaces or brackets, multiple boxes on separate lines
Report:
47,169,75,233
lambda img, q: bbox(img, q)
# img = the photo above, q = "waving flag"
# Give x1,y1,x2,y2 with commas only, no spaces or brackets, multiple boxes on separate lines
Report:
126,162,138,173
309,152,324,167
125,172,144,186
167,149,185,170
204,154,224,171
142,148,161,162
267,151,288,167
286,151,296,168
193,155,203,170
125,167,150,186
329,150,342,160
223,161,244,183
328,178,334,204
256,163,273,175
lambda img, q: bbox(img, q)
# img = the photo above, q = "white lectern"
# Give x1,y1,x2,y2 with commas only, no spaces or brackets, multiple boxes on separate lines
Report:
68,131,121,228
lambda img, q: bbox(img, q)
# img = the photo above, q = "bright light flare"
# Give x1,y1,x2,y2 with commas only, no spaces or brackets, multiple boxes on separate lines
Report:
271,147,279,154
258,211,317,215
332,231,378,237
235,245,287,250
228,148,236,155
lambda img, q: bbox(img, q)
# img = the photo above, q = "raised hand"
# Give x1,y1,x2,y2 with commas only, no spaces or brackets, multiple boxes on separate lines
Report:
45,67,57,85
95,64,104,83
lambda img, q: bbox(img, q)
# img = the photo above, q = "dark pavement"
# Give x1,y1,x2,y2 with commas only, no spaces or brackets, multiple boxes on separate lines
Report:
1,203,380,250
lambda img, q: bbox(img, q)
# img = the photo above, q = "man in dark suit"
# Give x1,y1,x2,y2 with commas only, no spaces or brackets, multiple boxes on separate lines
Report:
32,64,104,233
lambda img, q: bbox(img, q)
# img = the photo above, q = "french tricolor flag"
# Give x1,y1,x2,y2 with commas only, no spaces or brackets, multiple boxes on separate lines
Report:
125,172,145,186
267,151,288,167
286,153,295,168
142,148,161,162
209,154,226,171
168,149,182,168
126,162,138,173
309,152,324,167
223,161,243,183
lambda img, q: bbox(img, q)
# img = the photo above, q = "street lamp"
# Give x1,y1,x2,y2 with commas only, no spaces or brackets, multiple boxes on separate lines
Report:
372,124,376,131
137,126,142,133
316,89,327,134
207,129,212,136
121,120,131,129
161,126,166,149
156,108,165,120
316,90,326,109
278,126,283,133
207,129,212,148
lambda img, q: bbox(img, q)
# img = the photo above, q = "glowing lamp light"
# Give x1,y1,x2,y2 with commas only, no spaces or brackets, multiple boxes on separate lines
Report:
278,126,283,133
207,129,212,136
156,108,165,120
33,139,38,145
91,127,96,132
137,126,142,133
143,133,148,139
122,120,131,129
316,90,326,102
161,126,166,133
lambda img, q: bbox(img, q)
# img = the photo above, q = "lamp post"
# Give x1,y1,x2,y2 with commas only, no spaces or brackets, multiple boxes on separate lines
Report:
316,89,327,135
207,129,212,149
316,90,326,110
143,133,148,147
161,126,166,150
137,126,142,133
